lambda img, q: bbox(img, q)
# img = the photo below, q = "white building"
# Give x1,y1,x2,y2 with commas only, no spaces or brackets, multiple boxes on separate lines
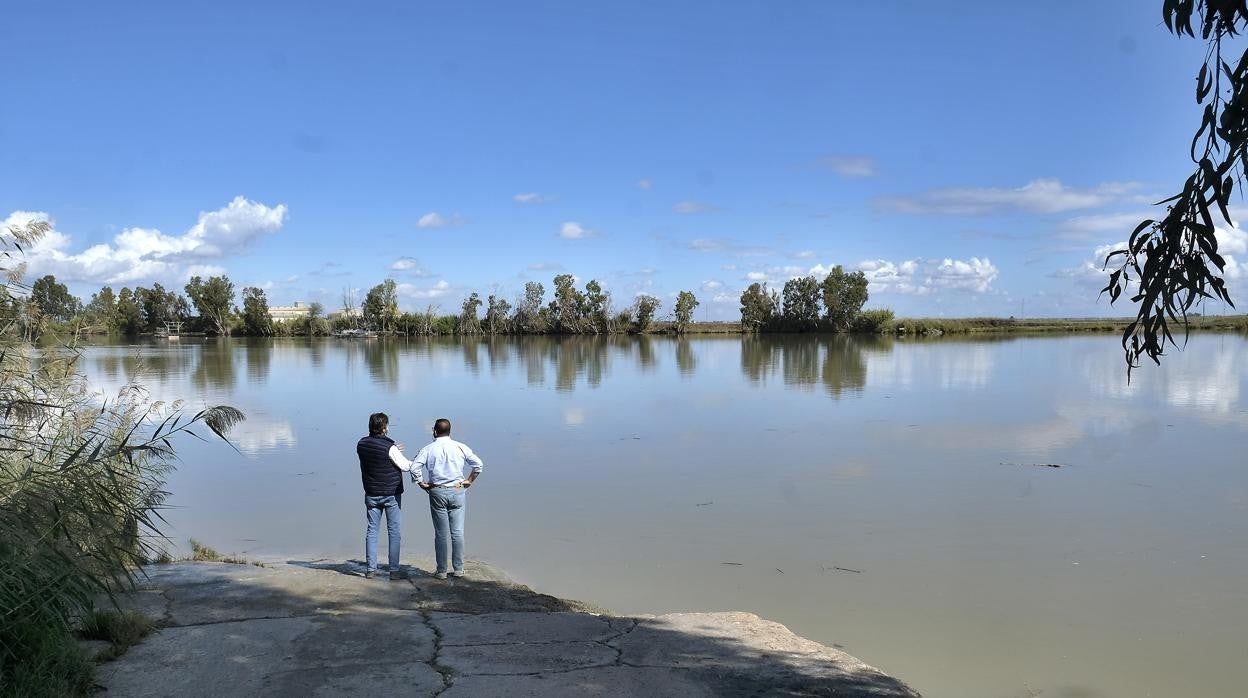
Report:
269,301,312,322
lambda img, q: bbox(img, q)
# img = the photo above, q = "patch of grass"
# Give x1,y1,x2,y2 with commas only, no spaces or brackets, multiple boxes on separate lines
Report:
188,538,222,561
187,538,249,564
1,612,95,697
79,609,154,662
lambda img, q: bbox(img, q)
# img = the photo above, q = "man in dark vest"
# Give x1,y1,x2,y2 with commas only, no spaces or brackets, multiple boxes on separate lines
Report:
357,412,415,579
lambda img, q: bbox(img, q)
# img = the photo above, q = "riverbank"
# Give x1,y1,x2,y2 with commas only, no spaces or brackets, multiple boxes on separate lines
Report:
93,558,919,697
663,313,1248,335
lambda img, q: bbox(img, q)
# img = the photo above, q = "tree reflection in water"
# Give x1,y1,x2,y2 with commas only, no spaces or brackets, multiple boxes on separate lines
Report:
192,338,237,391
676,338,696,376
243,338,272,385
741,335,893,398
362,339,400,389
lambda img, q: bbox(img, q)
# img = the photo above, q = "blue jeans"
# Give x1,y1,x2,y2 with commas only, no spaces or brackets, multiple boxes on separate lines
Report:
427,487,466,573
365,494,402,572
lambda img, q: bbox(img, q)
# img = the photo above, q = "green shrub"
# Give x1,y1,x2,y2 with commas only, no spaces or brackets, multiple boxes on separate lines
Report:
851,308,896,333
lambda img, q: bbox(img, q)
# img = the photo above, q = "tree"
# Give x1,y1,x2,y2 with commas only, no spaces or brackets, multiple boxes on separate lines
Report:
362,279,399,333
485,294,512,334
185,275,235,336
459,292,483,334
633,294,660,332
674,291,699,333
30,275,81,323
781,276,821,329
740,282,777,332
306,301,328,336
241,287,272,336
549,274,585,333
1104,2,1246,370
136,283,188,333
85,286,118,332
820,266,870,331
583,280,610,333
514,281,546,333
115,287,142,335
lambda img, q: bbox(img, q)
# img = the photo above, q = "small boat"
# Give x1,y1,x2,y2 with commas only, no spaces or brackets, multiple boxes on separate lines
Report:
333,329,378,338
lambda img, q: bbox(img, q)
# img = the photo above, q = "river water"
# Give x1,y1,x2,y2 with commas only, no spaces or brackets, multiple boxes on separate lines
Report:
81,333,1247,698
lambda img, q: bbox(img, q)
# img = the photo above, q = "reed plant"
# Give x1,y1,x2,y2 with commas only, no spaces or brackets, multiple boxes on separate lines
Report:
1,219,243,695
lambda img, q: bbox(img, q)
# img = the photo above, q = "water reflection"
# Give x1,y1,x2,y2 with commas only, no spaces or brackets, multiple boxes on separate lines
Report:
243,339,272,385
192,339,237,392
362,340,400,388
230,414,297,455
741,335,889,398
676,338,696,376
863,337,995,391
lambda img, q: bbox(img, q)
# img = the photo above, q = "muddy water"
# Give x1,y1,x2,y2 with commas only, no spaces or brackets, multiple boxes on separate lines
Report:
83,333,1248,698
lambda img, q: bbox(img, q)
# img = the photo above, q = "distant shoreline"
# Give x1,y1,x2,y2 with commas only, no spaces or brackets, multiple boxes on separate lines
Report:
656,314,1248,336
106,313,1248,339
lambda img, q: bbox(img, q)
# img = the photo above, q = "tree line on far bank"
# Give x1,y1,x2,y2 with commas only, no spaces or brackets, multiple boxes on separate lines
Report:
9,266,883,339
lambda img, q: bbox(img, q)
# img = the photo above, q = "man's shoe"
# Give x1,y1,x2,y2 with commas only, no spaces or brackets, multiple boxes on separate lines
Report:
389,570,407,581
364,570,376,579
433,571,448,580
450,570,466,578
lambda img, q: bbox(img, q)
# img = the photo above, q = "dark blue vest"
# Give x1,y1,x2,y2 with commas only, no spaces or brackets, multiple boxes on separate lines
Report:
357,434,404,497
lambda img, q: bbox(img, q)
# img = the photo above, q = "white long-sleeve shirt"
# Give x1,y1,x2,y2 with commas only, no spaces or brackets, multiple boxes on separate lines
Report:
388,445,415,472
411,436,484,487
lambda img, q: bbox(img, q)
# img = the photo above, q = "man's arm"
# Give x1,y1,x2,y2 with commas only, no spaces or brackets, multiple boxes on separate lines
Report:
410,445,431,489
460,444,483,487
388,444,413,473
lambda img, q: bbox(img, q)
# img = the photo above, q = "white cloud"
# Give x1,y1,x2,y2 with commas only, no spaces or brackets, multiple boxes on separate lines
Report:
513,192,553,204
700,280,723,292
396,279,451,301
637,178,653,190
687,238,774,257
5,197,287,286
528,261,563,271
674,200,714,214
856,257,999,294
185,264,228,278
559,221,593,239
1060,211,1150,238
816,155,877,178
389,257,432,276
745,271,768,282
417,212,466,229
880,179,1138,216
1064,222,1248,287
792,250,816,259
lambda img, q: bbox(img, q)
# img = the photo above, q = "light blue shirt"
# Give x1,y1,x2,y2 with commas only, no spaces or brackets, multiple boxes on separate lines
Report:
411,436,483,487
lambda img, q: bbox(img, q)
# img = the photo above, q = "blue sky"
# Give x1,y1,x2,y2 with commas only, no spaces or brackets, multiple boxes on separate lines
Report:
3,1,1243,319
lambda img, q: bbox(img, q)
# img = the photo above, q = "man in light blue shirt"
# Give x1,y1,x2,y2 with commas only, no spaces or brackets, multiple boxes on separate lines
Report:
411,418,483,579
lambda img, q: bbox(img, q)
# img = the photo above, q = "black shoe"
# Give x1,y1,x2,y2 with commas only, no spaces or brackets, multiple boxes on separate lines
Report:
364,570,376,579
389,570,407,580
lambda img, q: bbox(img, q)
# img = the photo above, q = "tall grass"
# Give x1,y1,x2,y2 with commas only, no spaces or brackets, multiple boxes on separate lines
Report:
1,219,243,695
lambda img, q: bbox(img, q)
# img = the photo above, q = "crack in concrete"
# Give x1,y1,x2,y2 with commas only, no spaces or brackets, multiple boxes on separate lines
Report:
162,613,323,629
454,661,621,678
421,609,455,697
156,590,175,627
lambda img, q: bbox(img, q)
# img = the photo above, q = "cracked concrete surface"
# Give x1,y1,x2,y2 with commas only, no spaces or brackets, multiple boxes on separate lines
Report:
96,560,919,697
